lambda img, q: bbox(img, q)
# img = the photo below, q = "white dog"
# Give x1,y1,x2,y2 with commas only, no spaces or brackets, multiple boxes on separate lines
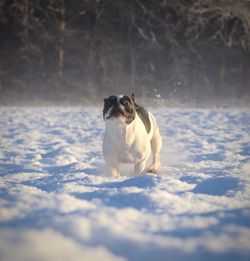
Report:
103,94,162,176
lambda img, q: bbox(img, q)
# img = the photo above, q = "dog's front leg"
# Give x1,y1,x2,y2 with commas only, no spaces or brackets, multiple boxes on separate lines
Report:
108,164,120,177
134,160,147,175
148,125,162,174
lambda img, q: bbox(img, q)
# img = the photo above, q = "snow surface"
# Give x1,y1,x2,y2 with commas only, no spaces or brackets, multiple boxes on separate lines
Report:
0,106,249,261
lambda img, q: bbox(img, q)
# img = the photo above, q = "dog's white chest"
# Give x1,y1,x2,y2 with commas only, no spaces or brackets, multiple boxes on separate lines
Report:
103,119,133,160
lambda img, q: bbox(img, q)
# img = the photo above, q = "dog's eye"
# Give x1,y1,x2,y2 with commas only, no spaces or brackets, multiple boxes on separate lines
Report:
121,100,130,107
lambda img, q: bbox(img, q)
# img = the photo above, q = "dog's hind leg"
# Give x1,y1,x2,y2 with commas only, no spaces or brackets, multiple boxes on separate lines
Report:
148,127,162,174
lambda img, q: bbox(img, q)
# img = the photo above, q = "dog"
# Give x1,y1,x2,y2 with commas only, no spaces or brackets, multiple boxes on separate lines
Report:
103,93,162,176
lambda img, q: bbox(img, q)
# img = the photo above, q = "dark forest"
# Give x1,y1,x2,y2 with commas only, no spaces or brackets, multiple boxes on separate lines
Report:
0,0,250,105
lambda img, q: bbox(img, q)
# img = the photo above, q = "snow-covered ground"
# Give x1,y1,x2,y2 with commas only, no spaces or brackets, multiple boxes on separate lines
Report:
0,106,249,261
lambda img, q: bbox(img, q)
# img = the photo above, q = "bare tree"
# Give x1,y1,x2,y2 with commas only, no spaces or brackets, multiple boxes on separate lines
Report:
58,0,65,78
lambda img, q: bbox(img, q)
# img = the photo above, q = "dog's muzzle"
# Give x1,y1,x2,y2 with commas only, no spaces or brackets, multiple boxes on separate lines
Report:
107,105,126,119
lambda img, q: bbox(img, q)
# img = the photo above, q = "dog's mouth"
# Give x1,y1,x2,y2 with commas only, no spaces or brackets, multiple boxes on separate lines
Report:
107,109,135,125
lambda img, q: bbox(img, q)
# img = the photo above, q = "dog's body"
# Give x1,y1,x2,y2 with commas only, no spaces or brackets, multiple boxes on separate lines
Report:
103,94,162,176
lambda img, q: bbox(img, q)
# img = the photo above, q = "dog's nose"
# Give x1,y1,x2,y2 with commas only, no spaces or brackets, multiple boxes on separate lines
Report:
115,102,122,109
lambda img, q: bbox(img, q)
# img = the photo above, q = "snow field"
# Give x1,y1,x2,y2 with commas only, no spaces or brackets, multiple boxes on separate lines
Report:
0,107,249,261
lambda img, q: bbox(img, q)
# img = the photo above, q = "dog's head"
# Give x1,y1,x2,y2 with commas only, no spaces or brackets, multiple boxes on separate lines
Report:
103,94,136,124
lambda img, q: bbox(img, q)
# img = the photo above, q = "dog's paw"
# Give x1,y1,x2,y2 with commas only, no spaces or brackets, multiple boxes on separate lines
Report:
147,167,158,174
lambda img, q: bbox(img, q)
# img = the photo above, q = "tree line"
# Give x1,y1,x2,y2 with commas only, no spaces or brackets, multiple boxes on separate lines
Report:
0,0,249,104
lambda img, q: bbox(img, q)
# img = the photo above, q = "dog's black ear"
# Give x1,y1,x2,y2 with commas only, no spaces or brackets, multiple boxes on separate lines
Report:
104,98,107,103
131,93,135,102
